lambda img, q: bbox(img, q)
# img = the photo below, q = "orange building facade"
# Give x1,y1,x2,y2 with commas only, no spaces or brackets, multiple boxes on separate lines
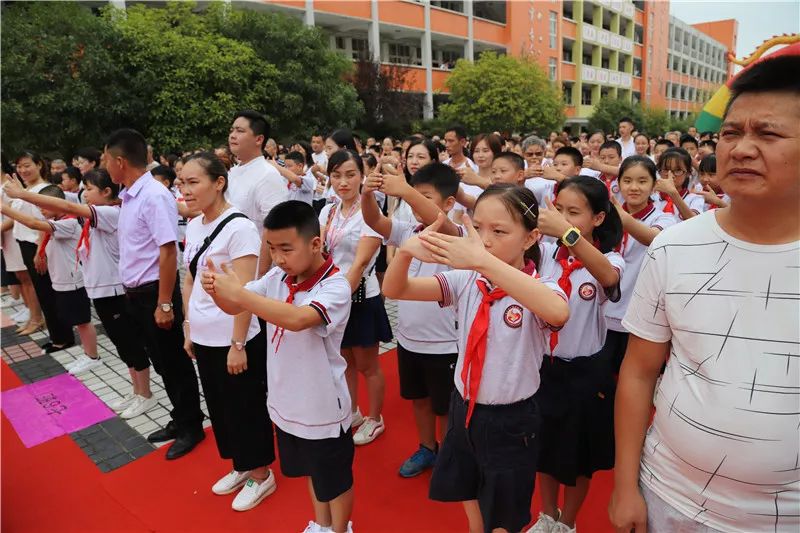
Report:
250,0,736,128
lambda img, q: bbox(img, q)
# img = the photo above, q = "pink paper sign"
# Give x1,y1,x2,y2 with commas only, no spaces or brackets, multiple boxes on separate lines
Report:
1,373,115,447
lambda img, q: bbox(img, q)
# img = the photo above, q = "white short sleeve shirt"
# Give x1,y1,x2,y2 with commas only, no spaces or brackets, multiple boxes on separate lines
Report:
622,211,800,532
524,177,557,207
47,217,84,291
227,156,288,226
81,205,125,299
654,190,705,224
12,182,48,244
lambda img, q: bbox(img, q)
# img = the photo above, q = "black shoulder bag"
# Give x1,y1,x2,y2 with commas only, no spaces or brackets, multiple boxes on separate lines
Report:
188,213,249,279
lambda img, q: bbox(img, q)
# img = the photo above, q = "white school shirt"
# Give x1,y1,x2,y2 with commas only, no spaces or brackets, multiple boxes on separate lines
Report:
444,157,480,218
1,192,25,272
311,151,328,169
391,200,415,224
525,177,557,207
654,190,705,224
12,182,48,244
80,205,125,299
227,156,287,226
539,242,626,358
386,220,458,354
245,259,352,439
434,264,565,405
318,202,382,299
616,137,636,159
284,170,316,205
46,217,84,292
702,193,730,212
622,211,800,533
598,174,625,204
604,203,674,332
183,207,261,347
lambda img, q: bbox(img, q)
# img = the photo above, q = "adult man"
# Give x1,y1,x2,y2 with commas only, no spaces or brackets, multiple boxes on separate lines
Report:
104,129,205,460
310,132,328,169
616,117,636,159
227,110,288,274
610,53,800,532
687,125,699,140
49,159,67,178
442,124,478,172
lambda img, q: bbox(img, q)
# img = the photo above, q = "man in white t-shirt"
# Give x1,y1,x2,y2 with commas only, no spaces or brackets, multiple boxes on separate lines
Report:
616,117,636,159
441,125,478,172
227,110,288,274
610,53,800,533
310,133,328,169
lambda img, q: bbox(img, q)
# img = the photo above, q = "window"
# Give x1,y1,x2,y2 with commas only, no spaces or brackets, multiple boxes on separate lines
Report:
473,1,506,24
563,84,573,105
388,43,413,65
633,58,642,77
601,57,610,69
581,86,593,105
335,36,346,51
618,54,626,72
563,42,573,63
562,0,574,20
549,12,558,49
351,38,368,60
634,24,644,44
549,57,557,80
431,1,464,13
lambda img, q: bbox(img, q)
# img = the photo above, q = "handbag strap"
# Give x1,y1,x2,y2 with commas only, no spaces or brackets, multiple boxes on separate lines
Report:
189,212,249,279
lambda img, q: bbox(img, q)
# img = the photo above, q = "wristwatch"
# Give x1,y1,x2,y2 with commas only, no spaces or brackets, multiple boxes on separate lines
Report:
561,227,581,247
159,302,174,313
231,340,246,351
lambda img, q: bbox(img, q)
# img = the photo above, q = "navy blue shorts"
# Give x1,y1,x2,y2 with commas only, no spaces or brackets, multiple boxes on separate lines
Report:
55,288,91,327
341,295,392,349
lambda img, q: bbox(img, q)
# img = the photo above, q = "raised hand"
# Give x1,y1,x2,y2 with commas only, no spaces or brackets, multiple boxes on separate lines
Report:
419,212,489,270
380,169,411,198
400,212,446,263
2,178,25,199
201,258,243,309
362,172,383,194
654,172,678,197
525,164,544,178
537,196,572,238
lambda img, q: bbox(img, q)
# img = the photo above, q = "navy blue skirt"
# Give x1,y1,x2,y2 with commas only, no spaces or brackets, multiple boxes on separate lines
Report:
341,295,393,349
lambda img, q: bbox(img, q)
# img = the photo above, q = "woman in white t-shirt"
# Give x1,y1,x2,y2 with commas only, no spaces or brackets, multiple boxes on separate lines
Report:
180,152,276,512
319,149,392,447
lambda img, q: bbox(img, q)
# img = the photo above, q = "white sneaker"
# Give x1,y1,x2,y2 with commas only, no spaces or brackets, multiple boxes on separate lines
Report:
68,355,102,375
109,393,137,411
212,470,250,495
231,470,277,511
353,416,384,445
351,407,364,429
526,510,562,533
120,394,157,419
551,521,576,533
12,308,30,323
302,522,331,533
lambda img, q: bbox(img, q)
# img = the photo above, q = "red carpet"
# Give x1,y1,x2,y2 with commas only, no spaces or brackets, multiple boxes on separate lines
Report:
1,353,615,532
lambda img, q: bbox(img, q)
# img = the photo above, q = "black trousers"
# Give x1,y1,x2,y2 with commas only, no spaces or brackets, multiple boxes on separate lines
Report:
125,280,204,435
93,294,150,371
18,240,73,344
194,329,275,471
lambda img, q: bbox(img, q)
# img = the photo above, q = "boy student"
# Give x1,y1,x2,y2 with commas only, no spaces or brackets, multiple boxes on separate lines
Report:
104,128,205,460
0,185,100,375
361,162,462,478
271,151,315,205
58,166,83,203
201,201,356,533
585,141,623,203
652,139,673,166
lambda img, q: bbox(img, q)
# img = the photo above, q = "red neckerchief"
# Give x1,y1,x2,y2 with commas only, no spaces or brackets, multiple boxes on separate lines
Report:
660,189,688,214
706,193,725,210
548,242,599,355
617,201,655,255
271,254,339,353
38,215,77,260
600,174,614,197
462,259,537,427
77,218,91,258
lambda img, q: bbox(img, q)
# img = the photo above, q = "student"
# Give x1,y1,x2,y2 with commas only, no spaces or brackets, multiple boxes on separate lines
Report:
651,139,673,166
456,132,502,198
12,151,72,345
105,128,205,460
383,184,569,533
381,137,395,158
362,162,462,478
455,153,528,211
0,185,100,375
586,142,624,203
274,151,315,205
314,129,358,204
697,154,728,211
679,133,700,164
202,200,356,533
529,175,624,533
179,152,276,511
603,157,674,374
319,150,392,446
3,170,155,414
616,117,636,159
58,166,83,203
152,165,177,191
698,139,716,158
633,133,652,161
654,147,704,222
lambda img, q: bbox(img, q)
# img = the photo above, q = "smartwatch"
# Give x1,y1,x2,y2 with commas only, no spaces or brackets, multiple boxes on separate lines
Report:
159,302,174,313
561,227,581,247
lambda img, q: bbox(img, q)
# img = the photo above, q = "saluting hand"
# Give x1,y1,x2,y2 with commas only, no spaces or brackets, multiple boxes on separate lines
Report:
400,212,446,263
419,212,488,270
379,170,411,198
537,196,572,238
201,258,243,309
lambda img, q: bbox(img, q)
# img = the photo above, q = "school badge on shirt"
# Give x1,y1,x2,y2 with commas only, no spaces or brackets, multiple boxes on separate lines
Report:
503,305,523,328
578,282,596,301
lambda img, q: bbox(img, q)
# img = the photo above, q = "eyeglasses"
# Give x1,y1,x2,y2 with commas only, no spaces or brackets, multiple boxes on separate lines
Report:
662,169,687,177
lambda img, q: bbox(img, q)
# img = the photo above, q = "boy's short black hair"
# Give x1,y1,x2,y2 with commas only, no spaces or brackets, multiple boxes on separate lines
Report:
698,154,717,174
699,139,717,150
679,133,699,147
599,140,622,157
655,138,674,149
105,129,148,168
233,110,270,150
263,200,320,240
285,151,306,166
39,184,65,200
554,146,584,167
410,162,460,199
151,165,177,188
619,116,635,127
494,152,526,171
445,124,467,140
62,166,82,184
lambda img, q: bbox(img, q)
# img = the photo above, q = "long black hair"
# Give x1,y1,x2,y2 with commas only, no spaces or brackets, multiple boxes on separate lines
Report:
83,168,119,199
475,184,542,270
557,175,622,253
657,147,693,189
327,129,357,152
327,149,364,177
403,138,439,182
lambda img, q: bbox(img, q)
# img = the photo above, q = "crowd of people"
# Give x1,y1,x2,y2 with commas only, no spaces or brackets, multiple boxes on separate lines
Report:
0,54,797,533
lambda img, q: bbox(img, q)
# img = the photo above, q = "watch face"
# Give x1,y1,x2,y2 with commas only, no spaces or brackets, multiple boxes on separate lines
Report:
565,229,580,246
161,304,172,312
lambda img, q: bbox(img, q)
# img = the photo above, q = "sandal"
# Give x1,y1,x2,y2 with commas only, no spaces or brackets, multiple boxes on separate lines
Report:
18,320,45,336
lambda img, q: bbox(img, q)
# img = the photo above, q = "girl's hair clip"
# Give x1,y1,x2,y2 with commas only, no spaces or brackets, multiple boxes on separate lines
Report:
519,201,537,219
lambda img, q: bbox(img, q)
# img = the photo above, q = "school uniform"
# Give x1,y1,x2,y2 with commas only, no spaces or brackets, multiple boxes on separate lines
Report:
598,173,624,204
654,189,704,223
385,220,459,415
184,206,274,472
1,196,25,274
702,192,730,212
45,217,91,327
14,183,73,345
244,255,354,503
443,157,480,218
535,242,626,486
118,171,204,437
227,156,287,226
616,137,636,159
604,203,674,373
525,177,557,207
82,205,149,371
284,170,316,205
428,262,565,533
318,200,392,349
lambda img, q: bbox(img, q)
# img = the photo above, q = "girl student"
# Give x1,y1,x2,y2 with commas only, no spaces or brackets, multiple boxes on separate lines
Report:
604,156,675,374
633,133,653,162
319,149,392,446
696,154,729,211
180,153,275,511
653,147,704,223
383,184,570,533
529,175,625,533
3,170,154,416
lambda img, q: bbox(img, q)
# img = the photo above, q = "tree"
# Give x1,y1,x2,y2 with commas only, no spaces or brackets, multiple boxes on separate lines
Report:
640,106,671,137
352,60,422,139
587,97,643,135
438,52,564,134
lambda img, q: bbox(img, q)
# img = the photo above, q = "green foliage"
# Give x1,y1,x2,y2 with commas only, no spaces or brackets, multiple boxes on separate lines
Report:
668,113,697,134
587,97,643,135
0,1,363,156
439,52,564,134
